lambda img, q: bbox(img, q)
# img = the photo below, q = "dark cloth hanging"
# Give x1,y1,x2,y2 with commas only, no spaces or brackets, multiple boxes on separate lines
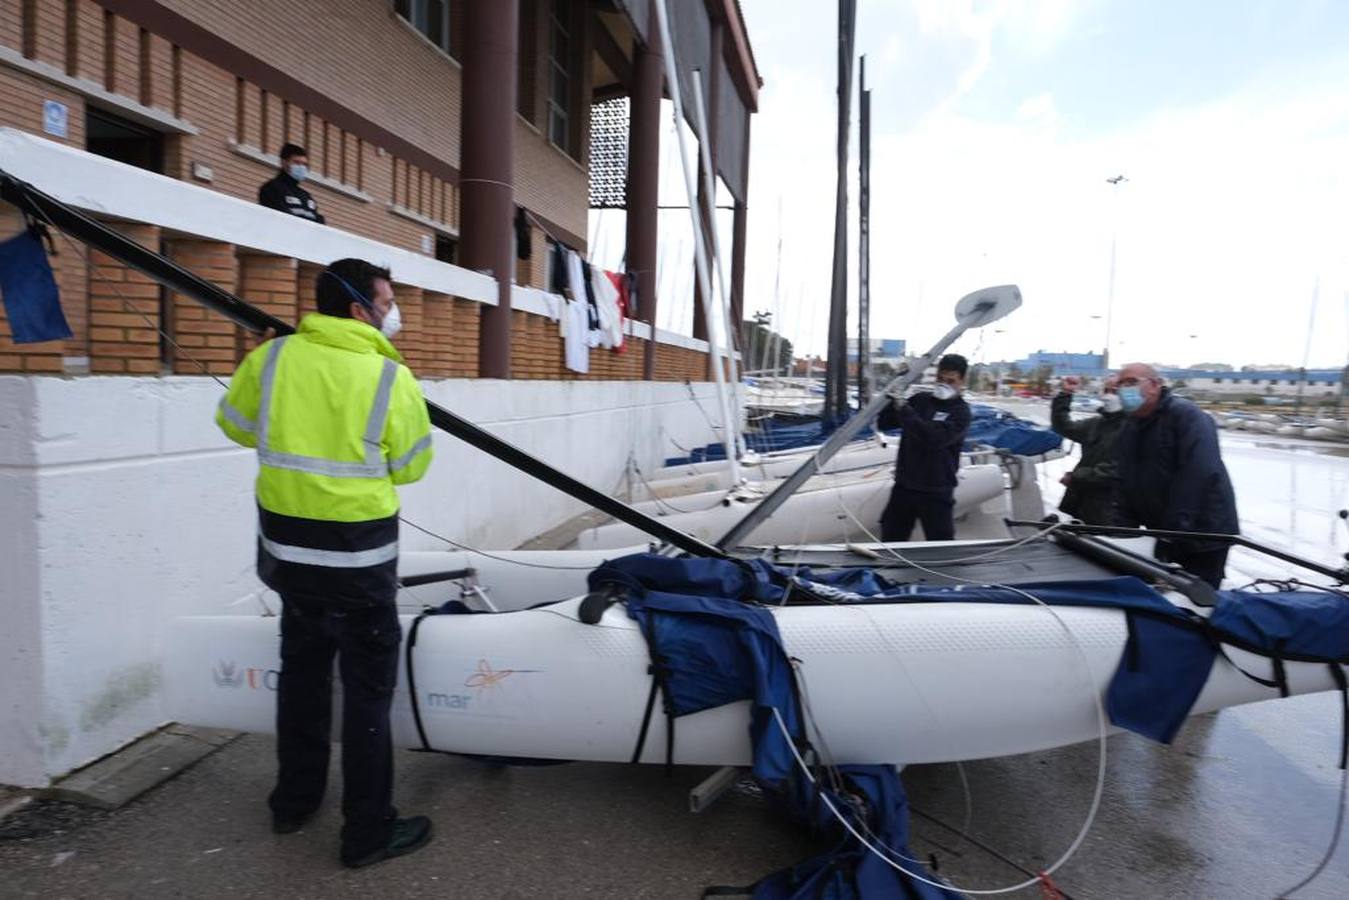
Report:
581,260,600,331
0,227,72,344
625,270,639,318
514,206,532,260
549,240,568,295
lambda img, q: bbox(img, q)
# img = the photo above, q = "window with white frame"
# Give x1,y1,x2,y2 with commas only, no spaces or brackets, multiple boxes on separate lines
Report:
396,0,450,56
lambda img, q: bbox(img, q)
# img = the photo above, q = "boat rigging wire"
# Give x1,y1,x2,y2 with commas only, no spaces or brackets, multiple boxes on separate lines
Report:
781,439,1110,895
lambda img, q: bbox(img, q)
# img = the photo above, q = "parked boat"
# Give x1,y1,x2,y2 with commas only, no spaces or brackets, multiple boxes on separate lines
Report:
576,462,1008,549
165,534,1349,767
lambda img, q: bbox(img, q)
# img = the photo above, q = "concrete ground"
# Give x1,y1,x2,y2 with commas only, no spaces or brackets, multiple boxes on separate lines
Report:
2,691,1347,899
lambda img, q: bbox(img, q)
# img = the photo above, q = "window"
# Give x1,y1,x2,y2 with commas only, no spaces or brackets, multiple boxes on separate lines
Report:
396,0,450,55
547,0,574,152
86,107,164,173
434,235,457,265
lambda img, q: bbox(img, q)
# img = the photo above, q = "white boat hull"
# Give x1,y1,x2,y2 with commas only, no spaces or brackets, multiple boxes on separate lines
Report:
166,595,1334,766
575,464,1006,550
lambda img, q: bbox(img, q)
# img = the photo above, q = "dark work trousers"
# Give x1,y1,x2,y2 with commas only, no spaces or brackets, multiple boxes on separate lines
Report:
267,595,401,858
1157,543,1231,590
880,485,956,542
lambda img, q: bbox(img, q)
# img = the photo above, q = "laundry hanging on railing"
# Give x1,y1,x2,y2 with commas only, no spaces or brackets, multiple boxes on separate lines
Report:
550,239,632,373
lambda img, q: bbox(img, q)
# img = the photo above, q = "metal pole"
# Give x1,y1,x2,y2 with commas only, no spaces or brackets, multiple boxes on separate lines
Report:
825,0,858,420
652,0,741,482
1103,174,1126,369
857,56,871,404
690,67,747,459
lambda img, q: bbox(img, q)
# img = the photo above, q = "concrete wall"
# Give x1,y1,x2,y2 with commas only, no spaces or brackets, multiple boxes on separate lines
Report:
0,374,721,787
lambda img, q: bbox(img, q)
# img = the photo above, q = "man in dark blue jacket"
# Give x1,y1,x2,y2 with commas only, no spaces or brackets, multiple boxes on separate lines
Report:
1114,362,1239,587
876,354,972,541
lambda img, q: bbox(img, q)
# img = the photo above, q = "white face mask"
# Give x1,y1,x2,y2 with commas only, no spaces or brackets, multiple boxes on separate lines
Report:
287,163,309,182
1101,394,1123,414
378,301,402,339
932,383,958,401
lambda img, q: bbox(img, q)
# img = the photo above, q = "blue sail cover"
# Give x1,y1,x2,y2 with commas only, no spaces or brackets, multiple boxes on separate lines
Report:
588,556,803,783
663,404,1060,466
589,555,959,898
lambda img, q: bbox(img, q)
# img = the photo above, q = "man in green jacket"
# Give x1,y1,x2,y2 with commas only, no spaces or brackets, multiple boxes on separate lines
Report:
1050,375,1125,525
217,258,434,868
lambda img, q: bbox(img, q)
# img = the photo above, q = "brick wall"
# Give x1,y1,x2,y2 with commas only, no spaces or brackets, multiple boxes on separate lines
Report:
2,218,709,382
0,3,713,382
0,2,586,256
87,222,161,374
164,238,237,374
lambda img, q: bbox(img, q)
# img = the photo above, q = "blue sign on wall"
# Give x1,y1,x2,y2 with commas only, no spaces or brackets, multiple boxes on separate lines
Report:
42,100,68,138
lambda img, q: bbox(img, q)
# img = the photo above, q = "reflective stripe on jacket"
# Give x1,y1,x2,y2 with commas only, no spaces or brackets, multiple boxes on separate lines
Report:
216,313,432,602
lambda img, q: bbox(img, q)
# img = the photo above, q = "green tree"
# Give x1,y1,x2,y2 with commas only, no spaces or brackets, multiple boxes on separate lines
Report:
742,314,794,375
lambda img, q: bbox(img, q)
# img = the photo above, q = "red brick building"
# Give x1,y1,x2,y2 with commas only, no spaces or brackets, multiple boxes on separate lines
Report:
0,0,760,381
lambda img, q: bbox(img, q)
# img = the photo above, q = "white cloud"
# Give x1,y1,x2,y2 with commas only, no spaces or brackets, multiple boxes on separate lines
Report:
733,0,1349,370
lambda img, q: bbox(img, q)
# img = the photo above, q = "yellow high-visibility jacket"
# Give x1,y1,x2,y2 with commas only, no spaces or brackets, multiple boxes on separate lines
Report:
216,313,432,602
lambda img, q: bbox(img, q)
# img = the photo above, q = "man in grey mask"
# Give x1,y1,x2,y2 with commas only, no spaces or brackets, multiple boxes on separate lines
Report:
876,353,972,541
1051,375,1125,524
259,143,326,224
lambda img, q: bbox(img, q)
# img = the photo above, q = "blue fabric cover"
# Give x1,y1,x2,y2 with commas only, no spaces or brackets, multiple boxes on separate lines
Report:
588,556,803,783
590,554,958,898
1209,589,1349,660
0,229,72,344
595,554,1329,751
750,765,961,899
663,404,1059,466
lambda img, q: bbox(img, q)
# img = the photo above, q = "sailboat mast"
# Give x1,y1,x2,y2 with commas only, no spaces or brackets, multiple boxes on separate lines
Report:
824,0,858,420
857,55,871,405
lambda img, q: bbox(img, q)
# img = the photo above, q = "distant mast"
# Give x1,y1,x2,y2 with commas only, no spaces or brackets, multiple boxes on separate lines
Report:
825,0,858,420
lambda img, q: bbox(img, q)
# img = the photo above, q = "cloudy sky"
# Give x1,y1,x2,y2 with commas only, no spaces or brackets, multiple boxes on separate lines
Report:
724,0,1349,370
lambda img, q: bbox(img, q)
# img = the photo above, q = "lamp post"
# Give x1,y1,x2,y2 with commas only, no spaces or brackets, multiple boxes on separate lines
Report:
1104,174,1127,370
994,327,1008,397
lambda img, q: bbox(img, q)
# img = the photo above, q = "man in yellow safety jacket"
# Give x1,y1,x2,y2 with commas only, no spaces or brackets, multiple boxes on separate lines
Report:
216,257,434,868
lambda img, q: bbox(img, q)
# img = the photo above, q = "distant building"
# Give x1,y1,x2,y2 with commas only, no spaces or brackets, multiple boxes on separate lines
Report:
1015,351,1106,376
847,337,906,363
1160,368,1345,399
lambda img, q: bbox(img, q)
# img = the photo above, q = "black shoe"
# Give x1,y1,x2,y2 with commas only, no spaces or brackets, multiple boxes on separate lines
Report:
272,813,310,835
341,816,433,869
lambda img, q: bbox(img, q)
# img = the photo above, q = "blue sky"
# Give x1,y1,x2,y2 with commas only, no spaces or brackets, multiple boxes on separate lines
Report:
733,0,1349,368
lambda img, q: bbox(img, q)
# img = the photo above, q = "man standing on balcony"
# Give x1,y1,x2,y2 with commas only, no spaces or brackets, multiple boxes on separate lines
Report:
258,144,326,224
216,258,433,867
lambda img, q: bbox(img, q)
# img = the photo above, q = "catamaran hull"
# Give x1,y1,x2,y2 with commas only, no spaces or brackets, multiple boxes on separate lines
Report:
575,464,1006,550
166,596,1331,766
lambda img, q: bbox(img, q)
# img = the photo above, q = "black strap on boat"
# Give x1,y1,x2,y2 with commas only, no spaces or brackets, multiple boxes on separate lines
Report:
1271,638,1291,699
1215,645,1284,693
405,609,435,753
1331,663,1349,771
629,616,677,774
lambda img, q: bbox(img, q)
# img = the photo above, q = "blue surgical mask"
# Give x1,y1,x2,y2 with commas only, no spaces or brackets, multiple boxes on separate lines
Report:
287,163,309,182
1101,394,1123,414
1118,385,1145,412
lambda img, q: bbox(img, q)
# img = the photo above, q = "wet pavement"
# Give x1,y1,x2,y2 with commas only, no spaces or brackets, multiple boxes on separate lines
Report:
3,402,1349,898
2,698,1346,898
